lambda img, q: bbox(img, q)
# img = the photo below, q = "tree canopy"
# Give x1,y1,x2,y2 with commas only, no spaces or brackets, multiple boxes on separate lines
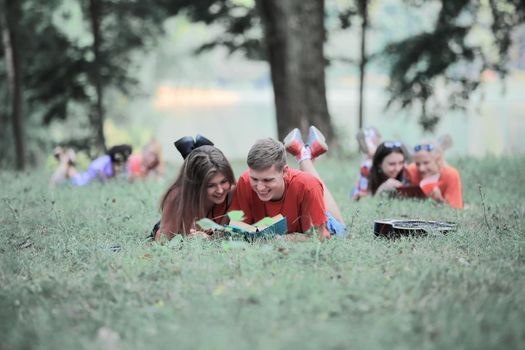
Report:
1,0,524,168
384,0,525,130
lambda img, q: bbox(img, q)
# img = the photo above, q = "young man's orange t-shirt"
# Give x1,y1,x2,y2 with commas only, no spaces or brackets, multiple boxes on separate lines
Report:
230,168,329,236
405,163,463,209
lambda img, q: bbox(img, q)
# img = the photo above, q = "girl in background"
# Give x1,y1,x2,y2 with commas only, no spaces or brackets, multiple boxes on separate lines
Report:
351,127,381,200
405,141,463,208
367,141,409,196
127,139,164,181
49,144,132,187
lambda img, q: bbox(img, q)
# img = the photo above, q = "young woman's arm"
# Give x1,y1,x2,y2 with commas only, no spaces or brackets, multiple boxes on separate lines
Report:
159,189,179,239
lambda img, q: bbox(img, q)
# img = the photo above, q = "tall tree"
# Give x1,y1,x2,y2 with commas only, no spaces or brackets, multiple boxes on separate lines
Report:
76,0,197,152
85,0,106,152
1,0,24,169
0,0,96,168
177,0,334,141
255,0,333,140
356,0,369,130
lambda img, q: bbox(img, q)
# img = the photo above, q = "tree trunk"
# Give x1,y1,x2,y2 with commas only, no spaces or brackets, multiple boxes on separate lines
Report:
87,0,107,153
357,0,368,130
255,0,334,142
1,0,25,170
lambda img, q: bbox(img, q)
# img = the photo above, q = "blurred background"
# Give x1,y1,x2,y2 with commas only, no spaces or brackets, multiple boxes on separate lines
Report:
1,0,524,169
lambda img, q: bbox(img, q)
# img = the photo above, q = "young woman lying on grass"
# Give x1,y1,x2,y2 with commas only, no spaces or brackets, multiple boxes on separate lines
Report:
127,139,164,181
367,141,409,196
157,139,236,240
405,141,463,209
49,144,132,187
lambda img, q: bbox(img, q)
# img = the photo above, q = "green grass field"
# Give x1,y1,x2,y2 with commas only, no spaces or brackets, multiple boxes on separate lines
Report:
1,156,524,350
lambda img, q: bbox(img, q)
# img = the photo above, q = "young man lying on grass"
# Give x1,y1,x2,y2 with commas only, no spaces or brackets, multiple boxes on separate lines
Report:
229,127,345,240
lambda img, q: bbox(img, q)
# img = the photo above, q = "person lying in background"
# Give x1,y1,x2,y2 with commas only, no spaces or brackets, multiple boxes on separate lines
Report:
351,126,381,200
49,144,132,187
49,147,77,186
127,139,164,181
366,141,409,197
405,140,463,209
157,136,236,240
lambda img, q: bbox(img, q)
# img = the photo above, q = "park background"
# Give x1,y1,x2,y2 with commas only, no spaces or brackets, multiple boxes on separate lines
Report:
1,0,525,168
55,1,525,162
1,1,525,350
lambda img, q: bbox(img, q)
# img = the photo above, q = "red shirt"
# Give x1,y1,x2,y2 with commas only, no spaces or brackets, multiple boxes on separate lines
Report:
127,153,143,178
230,168,327,235
405,163,463,209
207,198,229,223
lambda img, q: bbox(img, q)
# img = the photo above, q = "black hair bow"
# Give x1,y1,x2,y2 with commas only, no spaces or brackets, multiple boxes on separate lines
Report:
174,134,214,159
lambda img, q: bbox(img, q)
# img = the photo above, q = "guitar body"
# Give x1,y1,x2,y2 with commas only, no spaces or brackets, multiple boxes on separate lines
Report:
374,219,456,238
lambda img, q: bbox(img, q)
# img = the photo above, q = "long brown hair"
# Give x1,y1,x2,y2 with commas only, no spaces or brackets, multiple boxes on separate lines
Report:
160,145,235,235
368,142,407,195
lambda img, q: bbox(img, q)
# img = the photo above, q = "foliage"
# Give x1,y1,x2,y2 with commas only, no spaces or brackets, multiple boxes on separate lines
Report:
0,0,89,167
178,0,264,59
1,156,524,349
0,0,199,165
384,0,525,131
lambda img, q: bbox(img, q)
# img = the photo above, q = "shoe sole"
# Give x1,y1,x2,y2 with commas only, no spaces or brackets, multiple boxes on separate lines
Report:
283,128,303,148
308,126,327,149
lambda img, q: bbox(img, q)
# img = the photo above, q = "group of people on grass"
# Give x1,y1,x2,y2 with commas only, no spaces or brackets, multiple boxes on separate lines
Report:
350,127,462,209
158,127,345,241
155,125,462,240
49,125,463,240
49,139,164,187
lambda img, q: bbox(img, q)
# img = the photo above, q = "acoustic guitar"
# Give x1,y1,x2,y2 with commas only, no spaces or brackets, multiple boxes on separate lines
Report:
374,219,456,238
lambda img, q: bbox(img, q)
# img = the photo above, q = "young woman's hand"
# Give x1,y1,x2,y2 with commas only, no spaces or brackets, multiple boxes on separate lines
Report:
428,187,444,203
376,178,403,195
189,229,211,239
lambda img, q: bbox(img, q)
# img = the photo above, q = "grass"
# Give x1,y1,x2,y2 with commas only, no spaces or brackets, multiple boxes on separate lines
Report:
1,155,524,350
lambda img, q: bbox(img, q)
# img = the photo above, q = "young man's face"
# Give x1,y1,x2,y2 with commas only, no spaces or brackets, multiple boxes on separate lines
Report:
248,165,287,201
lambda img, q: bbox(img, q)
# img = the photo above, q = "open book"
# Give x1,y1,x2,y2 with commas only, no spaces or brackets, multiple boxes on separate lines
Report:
196,213,287,240
229,214,287,238
395,185,426,198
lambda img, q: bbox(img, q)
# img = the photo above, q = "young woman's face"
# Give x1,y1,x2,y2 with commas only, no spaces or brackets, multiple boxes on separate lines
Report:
380,152,405,179
414,151,440,178
206,172,231,205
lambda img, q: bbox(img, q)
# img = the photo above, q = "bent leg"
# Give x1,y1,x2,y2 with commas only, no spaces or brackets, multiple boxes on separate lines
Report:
299,159,344,224
49,163,69,187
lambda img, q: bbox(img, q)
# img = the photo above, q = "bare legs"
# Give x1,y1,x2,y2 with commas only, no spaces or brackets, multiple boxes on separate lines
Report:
49,149,78,187
298,158,344,224
283,126,345,225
